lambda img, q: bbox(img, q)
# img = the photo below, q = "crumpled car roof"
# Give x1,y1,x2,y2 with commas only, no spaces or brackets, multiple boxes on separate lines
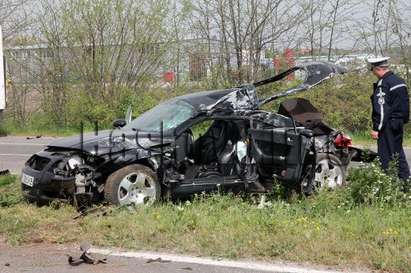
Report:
206,85,258,112
207,61,346,113
176,89,233,111
181,61,346,113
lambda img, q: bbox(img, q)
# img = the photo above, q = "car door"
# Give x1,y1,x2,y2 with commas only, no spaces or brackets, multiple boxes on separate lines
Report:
248,122,310,184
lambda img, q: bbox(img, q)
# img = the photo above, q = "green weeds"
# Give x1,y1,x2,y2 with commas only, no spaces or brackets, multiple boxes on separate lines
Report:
0,166,410,272
347,162,410,206
0,175,23,207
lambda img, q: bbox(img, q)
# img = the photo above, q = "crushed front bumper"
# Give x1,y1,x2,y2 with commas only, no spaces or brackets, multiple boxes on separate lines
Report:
21,151,76,202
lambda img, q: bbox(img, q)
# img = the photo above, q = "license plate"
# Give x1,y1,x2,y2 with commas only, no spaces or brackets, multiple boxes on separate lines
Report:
21,173,34,187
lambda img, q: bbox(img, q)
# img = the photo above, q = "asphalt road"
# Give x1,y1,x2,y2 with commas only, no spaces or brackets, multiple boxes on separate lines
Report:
0,240,363,273
0,244,264,273
0,136,57,173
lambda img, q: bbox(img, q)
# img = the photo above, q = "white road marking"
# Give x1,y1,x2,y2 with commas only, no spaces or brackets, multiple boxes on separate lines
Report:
90,248,360,273
0,142,45,146
0,153,32,157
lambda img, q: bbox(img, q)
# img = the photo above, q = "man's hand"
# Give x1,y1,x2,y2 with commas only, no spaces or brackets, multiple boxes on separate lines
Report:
371,130,379,140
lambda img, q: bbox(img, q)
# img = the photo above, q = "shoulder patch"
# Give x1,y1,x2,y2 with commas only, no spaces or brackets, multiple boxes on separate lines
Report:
390,83,407,92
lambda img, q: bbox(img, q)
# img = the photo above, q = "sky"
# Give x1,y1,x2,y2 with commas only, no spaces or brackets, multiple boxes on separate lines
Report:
5,0,411,52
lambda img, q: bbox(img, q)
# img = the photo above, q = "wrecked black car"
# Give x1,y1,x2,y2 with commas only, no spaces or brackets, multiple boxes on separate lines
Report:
21,62,375,206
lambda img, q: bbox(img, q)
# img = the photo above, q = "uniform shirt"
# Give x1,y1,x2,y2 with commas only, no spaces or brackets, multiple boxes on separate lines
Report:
371,71,410,131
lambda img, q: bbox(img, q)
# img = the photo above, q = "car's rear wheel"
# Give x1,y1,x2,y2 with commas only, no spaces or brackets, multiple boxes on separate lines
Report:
314,153,346,189
104,164,161,206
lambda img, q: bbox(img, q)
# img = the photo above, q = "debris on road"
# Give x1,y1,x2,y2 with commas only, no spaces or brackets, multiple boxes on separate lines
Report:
68,242,107,266
73,205,104,219
72,205,115,219
0,169,10,176
146,257,171,264
26,135,42,140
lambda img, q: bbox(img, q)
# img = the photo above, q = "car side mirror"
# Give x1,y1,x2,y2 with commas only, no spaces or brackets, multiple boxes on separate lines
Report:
125,105,132,124
113,119,126,128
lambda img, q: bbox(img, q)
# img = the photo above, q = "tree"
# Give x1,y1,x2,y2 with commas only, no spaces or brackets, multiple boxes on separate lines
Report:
189,0,304,84
0,0,30,42
388,0,411,83
34,0,171,126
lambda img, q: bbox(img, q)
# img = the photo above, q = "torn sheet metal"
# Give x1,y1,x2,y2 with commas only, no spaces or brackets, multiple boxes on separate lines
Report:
207,62,346,112
206,85,258,112
258,62,347,106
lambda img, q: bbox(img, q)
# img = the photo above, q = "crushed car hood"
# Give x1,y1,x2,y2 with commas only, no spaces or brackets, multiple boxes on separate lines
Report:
48,130,112,149
47,129,173,155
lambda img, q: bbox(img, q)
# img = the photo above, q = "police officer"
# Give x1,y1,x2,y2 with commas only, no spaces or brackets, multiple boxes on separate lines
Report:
368,57,410,180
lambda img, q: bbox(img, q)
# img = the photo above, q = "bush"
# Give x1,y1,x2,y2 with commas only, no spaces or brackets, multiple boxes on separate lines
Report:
284,160,411,213
290,73,374,132
346,161,411,207
0,72,405,136
0,122,9,136
53,85,193,130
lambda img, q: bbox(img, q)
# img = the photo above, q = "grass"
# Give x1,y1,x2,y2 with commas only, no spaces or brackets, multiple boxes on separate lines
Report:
0,175,23,207
0,122,83,137
0,173,410,272
344,132,411,148
350,132,377,148
0,116,102,137
5,128,81,137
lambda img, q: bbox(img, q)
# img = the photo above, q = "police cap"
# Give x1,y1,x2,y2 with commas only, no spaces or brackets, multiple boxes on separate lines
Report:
367,56,390,68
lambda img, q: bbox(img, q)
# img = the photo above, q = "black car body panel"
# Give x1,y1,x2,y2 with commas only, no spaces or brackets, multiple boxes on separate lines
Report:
21,62,375,205
22,152,76,201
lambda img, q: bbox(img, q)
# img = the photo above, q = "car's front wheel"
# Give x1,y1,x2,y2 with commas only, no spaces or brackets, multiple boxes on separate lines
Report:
104,164,161,206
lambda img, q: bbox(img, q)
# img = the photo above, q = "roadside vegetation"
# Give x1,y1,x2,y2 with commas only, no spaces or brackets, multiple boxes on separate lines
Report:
2,0,411,146
3,72,411,145
1,163,410,272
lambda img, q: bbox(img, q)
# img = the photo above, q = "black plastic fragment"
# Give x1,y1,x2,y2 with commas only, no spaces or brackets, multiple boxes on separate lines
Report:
67,243,107,266
0,169,10,176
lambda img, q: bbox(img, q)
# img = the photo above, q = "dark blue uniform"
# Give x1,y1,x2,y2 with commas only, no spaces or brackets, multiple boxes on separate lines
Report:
371,71,410,180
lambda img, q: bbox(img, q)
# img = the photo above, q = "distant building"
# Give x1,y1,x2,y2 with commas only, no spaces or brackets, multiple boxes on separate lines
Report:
4,44,53,84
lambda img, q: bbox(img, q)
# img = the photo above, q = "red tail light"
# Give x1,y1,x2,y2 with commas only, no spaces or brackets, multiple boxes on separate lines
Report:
334,133,352,148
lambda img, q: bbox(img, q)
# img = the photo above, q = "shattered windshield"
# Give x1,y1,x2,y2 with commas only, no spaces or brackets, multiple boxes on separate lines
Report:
125,99,195,132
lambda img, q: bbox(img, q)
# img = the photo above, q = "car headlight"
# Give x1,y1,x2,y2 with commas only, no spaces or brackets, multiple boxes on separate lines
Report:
67,155,83,170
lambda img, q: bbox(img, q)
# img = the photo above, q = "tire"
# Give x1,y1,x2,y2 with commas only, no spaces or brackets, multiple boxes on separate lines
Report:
104,164,161,206
313,153,346,190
